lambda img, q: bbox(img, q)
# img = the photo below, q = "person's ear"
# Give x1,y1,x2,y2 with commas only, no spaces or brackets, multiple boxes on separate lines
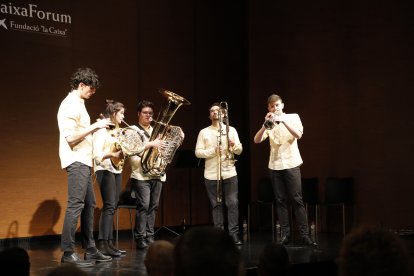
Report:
78,82,86,90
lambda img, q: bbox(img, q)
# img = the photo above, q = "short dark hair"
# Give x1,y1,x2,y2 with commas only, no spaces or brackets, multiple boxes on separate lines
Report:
209,102,221,111
0,247,30,276
144,240,174,275
338,225,412,276
102,99,125,118
137,100,155,113
69,67,100,90
174,226,242,276
258,243,290,276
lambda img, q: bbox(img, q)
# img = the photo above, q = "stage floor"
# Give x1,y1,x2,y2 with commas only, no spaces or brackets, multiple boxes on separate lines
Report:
17,229,346,276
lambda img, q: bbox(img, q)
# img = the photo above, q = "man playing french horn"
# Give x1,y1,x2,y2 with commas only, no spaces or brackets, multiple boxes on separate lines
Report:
195,102,243,245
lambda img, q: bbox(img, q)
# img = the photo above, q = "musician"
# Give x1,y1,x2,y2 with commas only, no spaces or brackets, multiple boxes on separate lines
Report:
253,94,316,247
57,68,112,266
92,100,127,257
195,102,243,245
129,100,166,249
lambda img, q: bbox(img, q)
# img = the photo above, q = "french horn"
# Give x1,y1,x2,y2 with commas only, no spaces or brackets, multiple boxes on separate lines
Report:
110,123,146,170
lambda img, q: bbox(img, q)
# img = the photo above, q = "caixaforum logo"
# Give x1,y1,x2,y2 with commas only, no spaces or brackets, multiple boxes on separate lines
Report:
0,2,72,37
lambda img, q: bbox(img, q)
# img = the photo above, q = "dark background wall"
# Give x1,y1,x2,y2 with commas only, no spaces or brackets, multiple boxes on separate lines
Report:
249,1,414,230
0,0,413,239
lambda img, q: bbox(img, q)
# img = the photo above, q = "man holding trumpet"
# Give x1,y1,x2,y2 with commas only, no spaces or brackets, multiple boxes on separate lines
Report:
254,94,317,247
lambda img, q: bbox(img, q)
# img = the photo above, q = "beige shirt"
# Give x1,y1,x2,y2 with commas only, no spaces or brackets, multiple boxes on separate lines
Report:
57,92,93,169
129,125,166,181
92,127,122,174
195,124,242,180
257,113,303,170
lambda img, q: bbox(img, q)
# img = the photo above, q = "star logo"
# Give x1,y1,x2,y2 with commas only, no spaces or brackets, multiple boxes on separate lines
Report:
0,18,7,30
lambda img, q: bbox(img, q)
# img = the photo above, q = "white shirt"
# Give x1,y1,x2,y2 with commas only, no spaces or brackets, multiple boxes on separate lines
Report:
258,113,303,170
129,125,166,181
92,127,122,174
57,92,93,169
195,124,242,180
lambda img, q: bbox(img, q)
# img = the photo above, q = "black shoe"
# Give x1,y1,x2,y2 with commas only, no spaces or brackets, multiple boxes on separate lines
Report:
302,236,318,247
231,234,243,245
279,235,290,245
98,240,122,257
102,246,122,257
136,239,148,249
84,250,113,262
108,240,126,255
61,253,95,267
115,248,127,255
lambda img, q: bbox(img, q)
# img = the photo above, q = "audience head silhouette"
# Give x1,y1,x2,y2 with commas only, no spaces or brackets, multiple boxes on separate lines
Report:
0,247,30,276
174,226,244,276
338,225,412,276
258,242,290,276
144,240,174,276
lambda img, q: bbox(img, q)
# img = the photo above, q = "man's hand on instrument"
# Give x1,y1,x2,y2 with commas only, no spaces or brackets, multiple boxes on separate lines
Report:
274,113,285,123
112,150,124,159
229,137,235,147
93,118,114,130
216,145,225,155
147,137,166,150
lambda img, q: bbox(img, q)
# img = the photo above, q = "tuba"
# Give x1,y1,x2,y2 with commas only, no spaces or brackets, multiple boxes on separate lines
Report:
141,89,190,177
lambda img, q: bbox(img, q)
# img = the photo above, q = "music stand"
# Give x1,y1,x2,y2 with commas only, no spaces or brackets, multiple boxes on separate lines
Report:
174,149,203,168
155,149,202,237
173,149,203,226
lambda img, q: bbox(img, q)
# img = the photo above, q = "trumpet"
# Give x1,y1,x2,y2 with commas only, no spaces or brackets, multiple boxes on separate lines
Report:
263,111,281,130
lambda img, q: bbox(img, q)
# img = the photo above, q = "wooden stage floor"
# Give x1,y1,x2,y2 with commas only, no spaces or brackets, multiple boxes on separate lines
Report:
3,228,413,276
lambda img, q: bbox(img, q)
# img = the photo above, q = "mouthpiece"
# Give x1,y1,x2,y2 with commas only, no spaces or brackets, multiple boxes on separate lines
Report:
121,119,130,127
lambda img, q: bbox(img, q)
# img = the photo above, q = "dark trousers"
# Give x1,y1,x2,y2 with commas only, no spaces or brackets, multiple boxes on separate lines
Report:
61,162,96,252
131,178,162,241
95,170,122,241
270,166,309,237
204,176,239,235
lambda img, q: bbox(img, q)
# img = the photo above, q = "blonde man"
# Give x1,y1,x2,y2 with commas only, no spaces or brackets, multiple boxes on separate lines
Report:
254,94,316,247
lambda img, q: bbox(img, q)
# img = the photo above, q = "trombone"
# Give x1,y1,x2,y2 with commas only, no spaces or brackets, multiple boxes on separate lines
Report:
216,106,223,204
216,101,236,204
220,102,236,167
